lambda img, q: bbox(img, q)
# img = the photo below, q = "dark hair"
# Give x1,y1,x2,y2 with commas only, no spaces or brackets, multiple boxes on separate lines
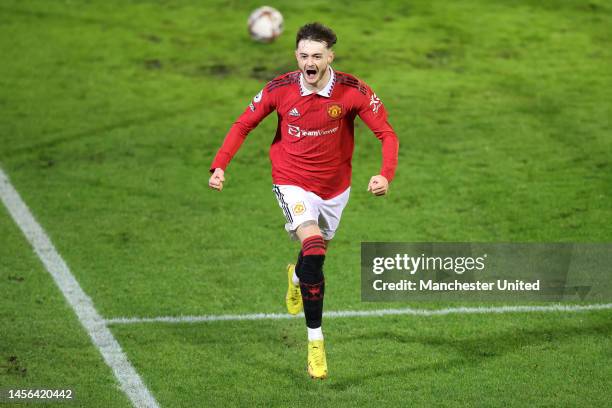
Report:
296,22,337,49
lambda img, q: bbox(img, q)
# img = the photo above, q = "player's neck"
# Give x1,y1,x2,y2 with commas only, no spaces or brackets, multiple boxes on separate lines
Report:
304,67,331,93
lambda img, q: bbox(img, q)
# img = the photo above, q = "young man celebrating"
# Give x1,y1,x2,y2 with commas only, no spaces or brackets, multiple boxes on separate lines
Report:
209,23,398,379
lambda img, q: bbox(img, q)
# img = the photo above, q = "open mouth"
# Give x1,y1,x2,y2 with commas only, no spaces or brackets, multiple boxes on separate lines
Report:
305,68,318,80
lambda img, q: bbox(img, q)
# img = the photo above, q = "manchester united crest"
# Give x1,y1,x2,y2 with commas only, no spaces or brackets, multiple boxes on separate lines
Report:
327,103,343,119
293,202,306,215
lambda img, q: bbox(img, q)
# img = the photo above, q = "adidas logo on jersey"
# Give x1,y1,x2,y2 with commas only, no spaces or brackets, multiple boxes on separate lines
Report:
289,108,300,117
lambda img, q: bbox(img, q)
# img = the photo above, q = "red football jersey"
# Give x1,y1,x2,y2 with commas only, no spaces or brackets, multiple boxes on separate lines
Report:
210,68,399,199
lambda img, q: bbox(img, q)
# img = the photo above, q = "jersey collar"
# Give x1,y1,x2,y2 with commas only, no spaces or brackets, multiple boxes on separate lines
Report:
299,66,336,98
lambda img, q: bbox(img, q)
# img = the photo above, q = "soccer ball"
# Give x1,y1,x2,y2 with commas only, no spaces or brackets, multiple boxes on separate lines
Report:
248,6,283,43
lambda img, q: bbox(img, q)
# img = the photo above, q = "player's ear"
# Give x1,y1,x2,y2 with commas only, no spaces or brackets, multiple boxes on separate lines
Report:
328,50,334,64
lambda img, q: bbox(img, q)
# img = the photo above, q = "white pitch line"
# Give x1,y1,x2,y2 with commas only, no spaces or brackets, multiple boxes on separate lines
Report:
0,168,159,408
105,303,612,325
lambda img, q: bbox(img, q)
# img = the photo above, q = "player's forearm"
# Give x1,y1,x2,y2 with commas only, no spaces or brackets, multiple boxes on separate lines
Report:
359,108,398,181
379,131,399,182
210,121,252,171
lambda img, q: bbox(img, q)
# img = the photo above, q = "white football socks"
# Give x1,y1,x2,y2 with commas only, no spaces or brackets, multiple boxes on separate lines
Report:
292,270,300,285
307,327,324,341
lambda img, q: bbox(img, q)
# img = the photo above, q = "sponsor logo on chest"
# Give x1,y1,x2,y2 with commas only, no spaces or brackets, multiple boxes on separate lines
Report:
287,124,338,138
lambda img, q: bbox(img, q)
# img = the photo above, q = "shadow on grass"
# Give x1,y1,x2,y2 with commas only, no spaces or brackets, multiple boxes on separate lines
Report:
137,313,611,392
327,317,612,390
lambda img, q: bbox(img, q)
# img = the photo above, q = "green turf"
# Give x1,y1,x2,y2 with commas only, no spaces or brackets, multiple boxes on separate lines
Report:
1,0,611,406
112,312,612,407
0,206,131,407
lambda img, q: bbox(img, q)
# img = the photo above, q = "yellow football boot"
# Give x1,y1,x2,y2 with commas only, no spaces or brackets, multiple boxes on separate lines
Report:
307,340,328,379
285,264,303,315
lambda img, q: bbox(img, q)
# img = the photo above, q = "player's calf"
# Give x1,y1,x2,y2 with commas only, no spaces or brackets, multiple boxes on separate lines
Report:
296,235,326,330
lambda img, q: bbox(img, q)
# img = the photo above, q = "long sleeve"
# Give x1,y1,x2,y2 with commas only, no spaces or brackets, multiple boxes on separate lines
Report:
356,87,399,182
210,86,276,172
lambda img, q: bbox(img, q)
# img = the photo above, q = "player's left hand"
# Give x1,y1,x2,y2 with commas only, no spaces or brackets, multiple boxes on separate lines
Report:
208,168,225,191
367,175,389,196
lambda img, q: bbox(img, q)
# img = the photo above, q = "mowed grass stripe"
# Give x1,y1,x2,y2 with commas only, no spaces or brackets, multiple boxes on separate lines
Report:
1,1,610,406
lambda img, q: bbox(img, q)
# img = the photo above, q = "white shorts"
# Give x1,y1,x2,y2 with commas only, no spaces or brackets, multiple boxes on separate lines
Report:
272,185,351,241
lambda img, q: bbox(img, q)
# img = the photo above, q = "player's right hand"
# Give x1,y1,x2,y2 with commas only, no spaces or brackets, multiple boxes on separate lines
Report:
367,174,389,196
208,168,225,191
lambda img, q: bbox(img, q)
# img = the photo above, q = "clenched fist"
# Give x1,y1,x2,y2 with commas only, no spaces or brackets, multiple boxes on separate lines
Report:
367,175,389,196
208,168,225,191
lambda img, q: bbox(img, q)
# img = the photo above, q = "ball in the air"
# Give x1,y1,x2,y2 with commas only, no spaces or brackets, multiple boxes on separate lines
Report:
248,6,283,43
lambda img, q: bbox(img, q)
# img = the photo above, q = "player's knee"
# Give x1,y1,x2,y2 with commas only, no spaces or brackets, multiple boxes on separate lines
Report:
297,235,326,283
296,220,322,241
298,220,318,229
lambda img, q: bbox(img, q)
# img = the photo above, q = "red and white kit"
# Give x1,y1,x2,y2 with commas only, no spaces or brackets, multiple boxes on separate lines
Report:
211,67,399,236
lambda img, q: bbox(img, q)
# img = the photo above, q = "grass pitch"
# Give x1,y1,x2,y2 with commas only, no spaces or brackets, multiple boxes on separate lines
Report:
1,0,611,407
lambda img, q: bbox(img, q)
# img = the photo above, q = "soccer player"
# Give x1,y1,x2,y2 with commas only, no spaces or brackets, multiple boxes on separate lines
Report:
208,22,398,379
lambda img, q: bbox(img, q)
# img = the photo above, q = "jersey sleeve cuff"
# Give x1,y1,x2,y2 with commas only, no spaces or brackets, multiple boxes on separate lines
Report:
380,169,395,183
210,154,230,173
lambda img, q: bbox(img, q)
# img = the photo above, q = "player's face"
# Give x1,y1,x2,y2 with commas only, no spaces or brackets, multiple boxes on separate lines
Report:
295,39,334,87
